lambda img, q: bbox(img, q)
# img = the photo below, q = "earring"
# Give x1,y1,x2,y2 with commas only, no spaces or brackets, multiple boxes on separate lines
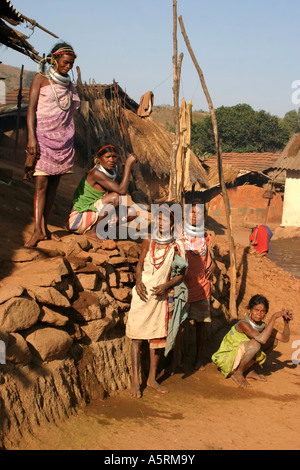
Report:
51,57,58,70
37,56,51,75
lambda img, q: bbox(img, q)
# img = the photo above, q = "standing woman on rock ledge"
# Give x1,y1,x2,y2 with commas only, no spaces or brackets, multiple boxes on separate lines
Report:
24,42,80,248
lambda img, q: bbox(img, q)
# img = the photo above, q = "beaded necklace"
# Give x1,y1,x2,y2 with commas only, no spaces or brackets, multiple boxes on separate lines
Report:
46,66,72,111
149,240,174,270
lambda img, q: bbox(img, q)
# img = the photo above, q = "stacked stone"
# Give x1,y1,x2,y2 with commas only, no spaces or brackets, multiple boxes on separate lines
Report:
0,235,230,367
0,235,141,365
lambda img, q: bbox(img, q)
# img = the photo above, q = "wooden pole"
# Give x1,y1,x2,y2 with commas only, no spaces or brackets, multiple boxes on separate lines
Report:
169,0,183,203
13,64,24,162
178,15,238,319
21,15,59,39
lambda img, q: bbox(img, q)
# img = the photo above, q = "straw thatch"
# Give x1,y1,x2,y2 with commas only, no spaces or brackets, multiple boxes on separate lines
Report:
273,133,300,171
204,162,240,188
125,108,209,188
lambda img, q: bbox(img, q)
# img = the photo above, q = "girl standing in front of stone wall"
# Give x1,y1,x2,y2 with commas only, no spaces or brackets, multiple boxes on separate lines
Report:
169,200,216,374
126,203,188,398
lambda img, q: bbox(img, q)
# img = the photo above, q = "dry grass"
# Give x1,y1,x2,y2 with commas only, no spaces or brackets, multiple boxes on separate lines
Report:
205,163,240,187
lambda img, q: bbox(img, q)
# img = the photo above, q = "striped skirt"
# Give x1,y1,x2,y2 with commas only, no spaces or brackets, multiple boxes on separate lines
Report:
66,199,103,234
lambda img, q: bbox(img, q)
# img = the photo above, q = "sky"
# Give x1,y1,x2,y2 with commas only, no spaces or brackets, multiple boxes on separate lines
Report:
1,0,299,118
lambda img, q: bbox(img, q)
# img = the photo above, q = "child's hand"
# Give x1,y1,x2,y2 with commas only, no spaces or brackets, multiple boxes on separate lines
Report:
136,280,148,301
274,308,293,321
283,309,293,322
151,284,166,297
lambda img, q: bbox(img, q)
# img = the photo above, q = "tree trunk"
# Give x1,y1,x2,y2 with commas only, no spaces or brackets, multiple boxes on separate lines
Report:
178,15,238,319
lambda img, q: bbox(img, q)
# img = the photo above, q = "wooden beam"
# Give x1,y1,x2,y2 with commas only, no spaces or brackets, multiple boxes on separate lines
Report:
21,15,59,39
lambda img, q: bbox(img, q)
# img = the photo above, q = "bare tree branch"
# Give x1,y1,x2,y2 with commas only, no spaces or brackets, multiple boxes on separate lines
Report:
178,15,237,319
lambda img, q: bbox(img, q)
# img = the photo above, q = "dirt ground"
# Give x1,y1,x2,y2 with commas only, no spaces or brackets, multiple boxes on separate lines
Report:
1,152,300,451
15,328,300,451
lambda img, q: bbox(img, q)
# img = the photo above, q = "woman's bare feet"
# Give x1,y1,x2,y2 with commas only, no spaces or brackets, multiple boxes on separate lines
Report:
246,370,267,382
231,372,251,388
84,232,100,242
24,228,61,248
128,379,141,399
24,229,46,248
147,379,169,394
84,225,104,242
165,355,178,376
44,229,60,242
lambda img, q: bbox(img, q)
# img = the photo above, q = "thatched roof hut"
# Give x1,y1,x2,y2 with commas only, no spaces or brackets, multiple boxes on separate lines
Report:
203,162,240,188
74,73,209,203
125,108,209,192
273,133,300,171
272,133,300,227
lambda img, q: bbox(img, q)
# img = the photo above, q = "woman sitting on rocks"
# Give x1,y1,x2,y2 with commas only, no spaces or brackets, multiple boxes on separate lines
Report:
66,144,137,240
212,294,293,388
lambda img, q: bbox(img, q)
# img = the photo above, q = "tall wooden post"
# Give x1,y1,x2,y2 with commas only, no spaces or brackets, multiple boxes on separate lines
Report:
178,15,238,319
13,64,24,162
169,0,183,203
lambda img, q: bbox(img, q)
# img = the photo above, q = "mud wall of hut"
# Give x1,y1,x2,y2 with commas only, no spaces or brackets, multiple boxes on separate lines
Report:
207,185,283,225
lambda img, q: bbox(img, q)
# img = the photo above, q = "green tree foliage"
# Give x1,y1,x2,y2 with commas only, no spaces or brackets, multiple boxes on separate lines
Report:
191,103,291,156
281,108,300,135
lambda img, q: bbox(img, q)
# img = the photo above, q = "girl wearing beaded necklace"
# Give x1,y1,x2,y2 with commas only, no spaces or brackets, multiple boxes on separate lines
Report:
169,200,216,374
126,203,188,398
25,42,80,248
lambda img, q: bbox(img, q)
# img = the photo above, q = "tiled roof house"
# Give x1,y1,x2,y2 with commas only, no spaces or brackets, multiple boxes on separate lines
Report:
273,133,300,227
